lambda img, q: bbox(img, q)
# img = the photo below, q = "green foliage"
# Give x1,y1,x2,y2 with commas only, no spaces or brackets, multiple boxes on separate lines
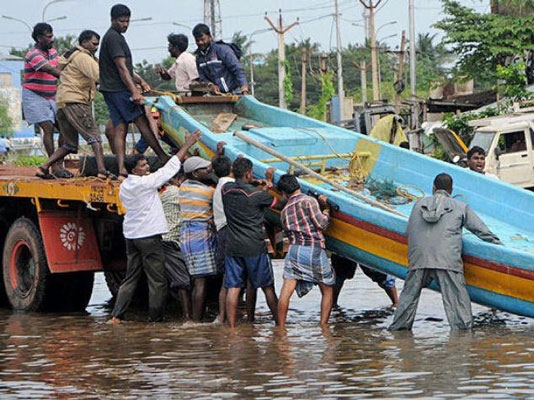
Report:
283,60,294,106
0,98,13,136
93,92,109,126
495,62,530,101
13,155,46,166
307,72,335,121
435,0,534,86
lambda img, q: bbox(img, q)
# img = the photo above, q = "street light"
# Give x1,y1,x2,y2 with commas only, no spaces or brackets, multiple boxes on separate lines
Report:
376,21,398,35
131,17,153,23
46,15,67,23
42,0,72,21
172,22,192,31
248,28,272,96
2,15,32,33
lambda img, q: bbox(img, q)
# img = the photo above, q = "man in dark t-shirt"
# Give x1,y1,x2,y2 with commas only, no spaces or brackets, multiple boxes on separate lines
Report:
221,157,279,328
99,4,169,178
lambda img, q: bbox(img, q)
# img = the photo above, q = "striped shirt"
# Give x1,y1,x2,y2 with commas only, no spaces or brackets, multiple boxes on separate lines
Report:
281,192,330,248
159,184,181,244
22,47,59,99
178,180,214,222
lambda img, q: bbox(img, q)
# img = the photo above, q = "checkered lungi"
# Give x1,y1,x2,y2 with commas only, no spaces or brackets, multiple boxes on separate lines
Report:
179,220,218,277
284,244,336,297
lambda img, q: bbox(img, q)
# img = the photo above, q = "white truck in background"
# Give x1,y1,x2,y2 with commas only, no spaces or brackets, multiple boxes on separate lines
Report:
468,113,534,189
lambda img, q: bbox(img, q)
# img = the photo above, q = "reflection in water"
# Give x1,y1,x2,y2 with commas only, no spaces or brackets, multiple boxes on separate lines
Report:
0,262,532,398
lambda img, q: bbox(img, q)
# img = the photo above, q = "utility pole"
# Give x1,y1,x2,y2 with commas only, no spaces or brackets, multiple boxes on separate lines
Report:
265,10,299,109
334,0,345,122
300,49,308,114
394,30,406,113
409,0,418,129
204,0,222,38
353,60,369,103
359,0,383,102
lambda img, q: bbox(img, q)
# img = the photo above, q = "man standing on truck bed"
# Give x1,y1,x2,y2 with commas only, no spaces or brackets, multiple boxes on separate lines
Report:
192,23,249,95
99,3,169,179
37,30,110,180
108,131,201,324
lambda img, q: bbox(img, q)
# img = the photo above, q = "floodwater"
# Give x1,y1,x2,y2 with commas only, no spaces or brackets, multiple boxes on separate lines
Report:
0,261,533,399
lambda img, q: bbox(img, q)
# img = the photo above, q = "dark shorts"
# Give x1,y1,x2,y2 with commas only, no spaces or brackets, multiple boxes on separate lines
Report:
102,90,144,127
224,253,274,289
215,226,228,273
57,103,101,153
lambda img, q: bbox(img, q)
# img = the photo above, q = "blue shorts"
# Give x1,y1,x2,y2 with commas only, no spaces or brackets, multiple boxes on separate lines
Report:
102,90,144,127
225,253,274,289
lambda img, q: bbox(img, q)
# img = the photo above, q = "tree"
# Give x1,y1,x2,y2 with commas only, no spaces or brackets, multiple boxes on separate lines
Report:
435,0,534,86
0,98,13,137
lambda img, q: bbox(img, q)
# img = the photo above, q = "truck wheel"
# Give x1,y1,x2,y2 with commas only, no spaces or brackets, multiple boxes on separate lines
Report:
2,218,51,311
50,272,95,312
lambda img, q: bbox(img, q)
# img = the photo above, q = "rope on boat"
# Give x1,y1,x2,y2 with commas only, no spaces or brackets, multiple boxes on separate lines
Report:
233,131,407,218
298,127,352,161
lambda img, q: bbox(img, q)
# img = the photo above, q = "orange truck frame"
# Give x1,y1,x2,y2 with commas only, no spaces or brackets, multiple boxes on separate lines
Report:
0,174,127,312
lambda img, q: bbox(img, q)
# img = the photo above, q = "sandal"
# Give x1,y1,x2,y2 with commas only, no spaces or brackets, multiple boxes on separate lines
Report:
97,170,118,180
53,169,74,179
36,166,56,180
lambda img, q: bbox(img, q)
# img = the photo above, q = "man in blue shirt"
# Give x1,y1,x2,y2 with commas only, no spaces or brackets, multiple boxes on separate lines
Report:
192,23,249,95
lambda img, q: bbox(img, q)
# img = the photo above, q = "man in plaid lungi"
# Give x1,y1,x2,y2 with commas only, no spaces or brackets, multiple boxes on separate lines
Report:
276,174,335,328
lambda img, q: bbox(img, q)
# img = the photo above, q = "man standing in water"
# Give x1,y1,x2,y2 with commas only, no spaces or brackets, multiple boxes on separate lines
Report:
222,158,278,328
109,131,200,324
99,4,169,178
389,173,502,330
276,174,335,328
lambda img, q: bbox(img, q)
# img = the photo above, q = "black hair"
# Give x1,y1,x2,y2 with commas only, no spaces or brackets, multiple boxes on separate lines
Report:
467,145,486,159
192,23,211,38
232,157,252,179
277,174,300,195
212,155,232,178
167,33,188,52
125,154,146,174
433,173,453,192
399,141,409,149
32,23,53,42
110,4,131,19
78,30,100,44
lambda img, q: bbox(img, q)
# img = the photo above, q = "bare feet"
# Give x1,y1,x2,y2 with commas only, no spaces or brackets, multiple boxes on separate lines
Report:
107,316,122,325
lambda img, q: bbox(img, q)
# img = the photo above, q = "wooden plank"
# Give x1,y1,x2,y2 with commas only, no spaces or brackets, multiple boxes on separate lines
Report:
209,112,238,133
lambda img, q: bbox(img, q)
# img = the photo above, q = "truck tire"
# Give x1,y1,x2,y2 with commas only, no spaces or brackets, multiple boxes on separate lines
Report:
0,215,10,307
79,155,163,177
50,272,95,312
2,218,52,311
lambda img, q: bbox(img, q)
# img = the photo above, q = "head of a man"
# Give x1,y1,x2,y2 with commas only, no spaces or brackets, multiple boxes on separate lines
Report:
110,4,131,33
192,23,212,51
467,146,486,174
184,156,212,183
167,33,188,58
126,154,149,176
211,155,232,178
32,23,54,50
78,30,100,55
277,174,301,197
232,157,253,182
433,173,453,194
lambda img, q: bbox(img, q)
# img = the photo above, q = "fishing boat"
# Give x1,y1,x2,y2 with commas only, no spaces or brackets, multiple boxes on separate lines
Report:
153,94,534,318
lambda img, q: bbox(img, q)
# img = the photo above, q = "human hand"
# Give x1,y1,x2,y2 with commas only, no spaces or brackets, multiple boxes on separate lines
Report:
140,81,151,93
241,85,249,94
184,129,202,147
265,167,275,182
131,90,145,105
216,141,226,155
317,195,329,209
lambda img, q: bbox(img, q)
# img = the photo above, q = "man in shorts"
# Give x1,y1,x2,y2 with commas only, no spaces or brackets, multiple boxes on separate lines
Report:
22,23,67,176
37,30,109,179
222,157,278,328
99,4,169,178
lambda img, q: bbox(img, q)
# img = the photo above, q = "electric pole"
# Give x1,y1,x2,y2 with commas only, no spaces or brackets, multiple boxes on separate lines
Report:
265,10,299,109
334,0,345,122
409,0,418,129
359,0,383,102
300,49,308,114
204,0,222,39
394,30,406,113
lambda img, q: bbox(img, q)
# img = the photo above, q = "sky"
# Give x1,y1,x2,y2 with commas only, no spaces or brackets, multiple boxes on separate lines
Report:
0,0,491,64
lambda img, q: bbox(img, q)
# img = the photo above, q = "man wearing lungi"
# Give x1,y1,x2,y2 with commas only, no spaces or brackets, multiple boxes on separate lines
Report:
178,156,217,322
276,174,335,328
222,157,279,328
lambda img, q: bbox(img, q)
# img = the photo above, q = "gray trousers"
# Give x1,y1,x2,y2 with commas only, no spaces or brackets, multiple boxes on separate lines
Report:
389,268,473,330
112,235,168,322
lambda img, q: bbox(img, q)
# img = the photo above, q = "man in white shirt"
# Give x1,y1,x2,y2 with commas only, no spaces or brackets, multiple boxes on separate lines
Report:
109,131,200,324
156,34,199,93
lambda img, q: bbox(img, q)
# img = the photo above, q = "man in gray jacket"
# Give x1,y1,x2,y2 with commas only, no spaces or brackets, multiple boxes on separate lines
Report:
389,173,502,331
